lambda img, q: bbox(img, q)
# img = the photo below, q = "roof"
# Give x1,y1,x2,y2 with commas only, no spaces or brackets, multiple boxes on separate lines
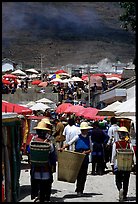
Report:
121,69,136,79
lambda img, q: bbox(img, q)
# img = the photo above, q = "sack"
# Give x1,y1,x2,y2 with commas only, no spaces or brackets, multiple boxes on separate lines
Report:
117,149,134,171
55,135,65,142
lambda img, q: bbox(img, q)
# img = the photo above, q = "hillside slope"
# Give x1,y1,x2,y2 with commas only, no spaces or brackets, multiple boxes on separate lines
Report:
2,2,135,69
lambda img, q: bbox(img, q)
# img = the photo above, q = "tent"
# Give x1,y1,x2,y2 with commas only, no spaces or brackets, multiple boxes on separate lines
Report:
2,101,32,115
30,102,51,111
115,97,135,117
35,98,55,104
97,101,122,116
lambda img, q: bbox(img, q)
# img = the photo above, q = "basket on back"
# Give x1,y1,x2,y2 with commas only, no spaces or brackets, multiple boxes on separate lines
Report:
57,150,85,183
116,142,134,171
30,141,51,164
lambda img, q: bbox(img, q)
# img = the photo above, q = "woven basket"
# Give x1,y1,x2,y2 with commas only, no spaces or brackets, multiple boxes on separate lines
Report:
57,150,85,183
30,141,50,164
117,149,134,171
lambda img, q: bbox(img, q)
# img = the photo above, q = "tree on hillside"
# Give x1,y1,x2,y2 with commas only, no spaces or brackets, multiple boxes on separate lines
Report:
119,2,136,33
119,2,136,66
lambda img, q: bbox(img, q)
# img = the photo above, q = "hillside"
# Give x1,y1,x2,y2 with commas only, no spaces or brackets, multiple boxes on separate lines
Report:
2,2,135,69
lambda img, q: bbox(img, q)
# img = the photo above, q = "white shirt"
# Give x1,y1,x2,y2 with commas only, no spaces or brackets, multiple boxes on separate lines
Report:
63,125,81,151
107,124,120,144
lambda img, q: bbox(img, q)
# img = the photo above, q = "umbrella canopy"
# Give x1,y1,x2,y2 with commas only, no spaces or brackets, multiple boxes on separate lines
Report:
35,98,54,104
2,100,32,115
25,68,39,74
37,81,48,87
115,97,135,116
90,76,103,87
25,101,36,108
55,70,67,74
56,103,73,114
31,80,42,85
81,107,104,120
50,78,63,83
11,69,27,76
30,102,51,111
64,105,85,114
71,76,83,82
3,74,18,79
2,79,11,85
97,101,122,116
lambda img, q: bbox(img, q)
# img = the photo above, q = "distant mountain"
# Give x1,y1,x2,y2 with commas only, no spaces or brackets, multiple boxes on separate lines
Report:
2,2,135,69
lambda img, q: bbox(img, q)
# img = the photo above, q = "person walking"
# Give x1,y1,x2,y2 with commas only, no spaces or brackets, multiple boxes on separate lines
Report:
52,118,65,149
90,121,108,175
30,120,57,202
60,121,92,196
62,118,81,151
106,117,120,163
111,126,136,201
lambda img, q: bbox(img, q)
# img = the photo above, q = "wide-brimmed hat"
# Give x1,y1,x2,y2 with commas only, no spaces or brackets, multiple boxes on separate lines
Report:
80,122,92,130
118,126,128,133
41,118,52,125
34,121,51,130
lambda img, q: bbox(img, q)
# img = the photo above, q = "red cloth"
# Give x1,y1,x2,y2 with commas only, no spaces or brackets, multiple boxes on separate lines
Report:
116,141,130,149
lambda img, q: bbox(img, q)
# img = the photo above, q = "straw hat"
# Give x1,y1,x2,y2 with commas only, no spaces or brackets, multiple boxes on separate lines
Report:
41,118,52,125
34,121,51,130
118,126,128,133
80,122,92,130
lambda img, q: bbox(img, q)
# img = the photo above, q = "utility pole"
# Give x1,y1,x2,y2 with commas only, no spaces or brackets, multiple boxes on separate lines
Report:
40,54,45,80
87,64,91,107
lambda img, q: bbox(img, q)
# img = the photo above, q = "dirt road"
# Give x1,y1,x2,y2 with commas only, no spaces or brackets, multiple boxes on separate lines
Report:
19,156,136,202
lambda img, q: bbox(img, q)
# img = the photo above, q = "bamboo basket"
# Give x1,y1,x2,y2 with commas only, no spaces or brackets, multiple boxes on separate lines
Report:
30,141,50,164
57,150,85,183
117,149,134,171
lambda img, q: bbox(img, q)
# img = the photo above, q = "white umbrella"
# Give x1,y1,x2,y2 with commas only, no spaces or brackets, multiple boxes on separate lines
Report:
71,76,83,82
25,68,39,74
36,98,55,104
61,78,73,83
97,101,122,116
25,101,36,108
11,69,27,76
30,102,51,111
50,78,63,83
115,97,135,116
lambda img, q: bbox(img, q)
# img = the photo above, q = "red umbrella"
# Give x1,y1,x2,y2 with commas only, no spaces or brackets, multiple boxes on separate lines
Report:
75,107,97,117
31,80,42,85
56,103,73,114
2,79,11,85
3,74,18,79
37,81,48,87
2,101,32,115
81,107,105,120
55,70,67,74
64,105,85,114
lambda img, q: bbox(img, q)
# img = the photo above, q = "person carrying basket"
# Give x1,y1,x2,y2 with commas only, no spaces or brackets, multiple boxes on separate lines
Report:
30,120,57,202
111,126,136,201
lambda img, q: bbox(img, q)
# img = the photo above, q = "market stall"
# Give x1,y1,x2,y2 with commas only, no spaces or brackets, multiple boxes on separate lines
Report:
2,113,23,202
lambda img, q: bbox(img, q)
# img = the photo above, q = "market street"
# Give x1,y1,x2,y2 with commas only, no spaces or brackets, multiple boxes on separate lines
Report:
19,156,136,202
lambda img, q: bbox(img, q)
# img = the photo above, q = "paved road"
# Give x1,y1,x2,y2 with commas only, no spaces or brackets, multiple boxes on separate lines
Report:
19,157,136,202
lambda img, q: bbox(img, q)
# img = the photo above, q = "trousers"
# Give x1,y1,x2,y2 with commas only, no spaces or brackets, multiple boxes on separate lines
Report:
115,171,130,197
